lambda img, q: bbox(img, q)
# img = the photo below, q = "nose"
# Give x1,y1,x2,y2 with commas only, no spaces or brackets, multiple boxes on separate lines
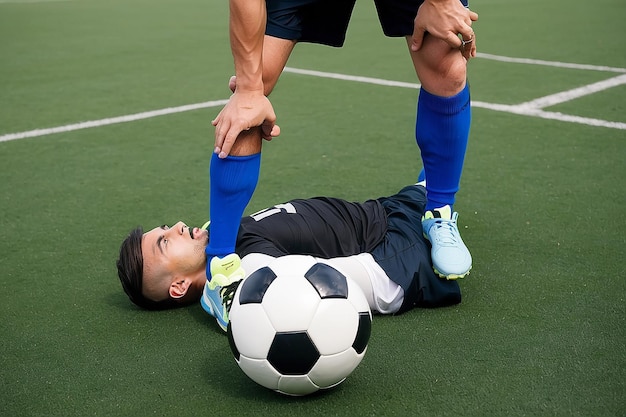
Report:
173,221,187,235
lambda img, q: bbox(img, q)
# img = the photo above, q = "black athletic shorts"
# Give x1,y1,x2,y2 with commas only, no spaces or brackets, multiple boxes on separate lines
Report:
373,185,461,313
266,0,470,47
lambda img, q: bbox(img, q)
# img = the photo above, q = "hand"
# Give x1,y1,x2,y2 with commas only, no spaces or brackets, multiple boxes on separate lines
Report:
212,90,280,158
410,0,479,58
224,75,278,144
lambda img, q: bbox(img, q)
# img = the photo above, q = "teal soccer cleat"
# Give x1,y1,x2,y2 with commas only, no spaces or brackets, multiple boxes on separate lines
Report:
422,205,472,280
201,253,245,331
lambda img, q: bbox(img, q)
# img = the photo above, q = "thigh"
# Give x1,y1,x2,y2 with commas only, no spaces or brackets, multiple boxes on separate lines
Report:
373,0,422,37
374,0,470,37
266,0,357,47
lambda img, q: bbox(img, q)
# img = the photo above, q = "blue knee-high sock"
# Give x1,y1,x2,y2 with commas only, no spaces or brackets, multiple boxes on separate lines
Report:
416,84,471,211
205,153,261,265
417,168,426,183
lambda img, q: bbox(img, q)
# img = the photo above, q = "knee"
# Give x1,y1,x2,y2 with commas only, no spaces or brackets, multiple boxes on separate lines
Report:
425,55,467,96
442,56,468,93
414,40,468,96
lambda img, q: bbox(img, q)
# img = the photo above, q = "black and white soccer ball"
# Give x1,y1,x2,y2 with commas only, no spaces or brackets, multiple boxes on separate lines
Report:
227,255,372,396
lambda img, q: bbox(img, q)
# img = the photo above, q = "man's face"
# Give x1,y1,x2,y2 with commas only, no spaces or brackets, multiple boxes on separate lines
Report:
141,221,208,301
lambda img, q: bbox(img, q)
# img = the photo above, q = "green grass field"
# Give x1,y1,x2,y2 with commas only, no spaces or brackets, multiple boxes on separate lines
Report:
1,0,624,416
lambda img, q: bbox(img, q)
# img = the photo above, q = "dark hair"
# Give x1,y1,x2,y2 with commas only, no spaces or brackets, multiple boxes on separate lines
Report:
116,227,178,310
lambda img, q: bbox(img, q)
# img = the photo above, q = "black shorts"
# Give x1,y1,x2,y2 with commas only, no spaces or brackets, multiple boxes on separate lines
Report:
372,185,461,313
266,0,469,47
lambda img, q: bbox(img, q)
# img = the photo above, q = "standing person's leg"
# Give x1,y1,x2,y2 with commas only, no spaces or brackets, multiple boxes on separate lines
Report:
206,36,295,263
408,26,472,280
204,36,295,331
410,39,470,212
206,0,359,330
206,0,354,268
374,0,474,279
207,35,295,256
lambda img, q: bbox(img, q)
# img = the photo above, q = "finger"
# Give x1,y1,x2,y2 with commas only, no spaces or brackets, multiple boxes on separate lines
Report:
460,26,475,43
469,10,478,22
211,111,222,126
459,32,477,59
447,32,463,49
228,76,236,93
212,106,225,127
410,29,425,52
219,129,241,158
259,107,278,139
261,122,280,140
213,119,230,151
470,36,477,58
460,43,471,60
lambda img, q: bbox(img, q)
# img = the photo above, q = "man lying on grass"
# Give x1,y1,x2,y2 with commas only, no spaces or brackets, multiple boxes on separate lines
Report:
117,174,467,331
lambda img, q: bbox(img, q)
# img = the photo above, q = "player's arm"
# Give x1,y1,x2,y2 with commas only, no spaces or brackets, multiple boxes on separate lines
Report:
212,0,279,158
410,0,478,57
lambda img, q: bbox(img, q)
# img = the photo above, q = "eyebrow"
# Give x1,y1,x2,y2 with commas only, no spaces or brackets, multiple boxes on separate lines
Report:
155,236,165,255
154,225,167,256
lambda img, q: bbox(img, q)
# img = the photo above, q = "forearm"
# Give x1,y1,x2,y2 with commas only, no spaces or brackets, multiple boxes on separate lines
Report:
229,0,266,93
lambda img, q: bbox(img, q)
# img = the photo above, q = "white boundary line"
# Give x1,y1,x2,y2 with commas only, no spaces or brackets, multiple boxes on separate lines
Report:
282,66,626,130
1,54,625,143
517,74,626,109
477,53,626,73
0,100,228,143
282,67,421,89
471,102,626,130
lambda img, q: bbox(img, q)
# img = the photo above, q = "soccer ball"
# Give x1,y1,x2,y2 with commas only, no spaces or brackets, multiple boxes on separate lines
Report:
227,255,372,396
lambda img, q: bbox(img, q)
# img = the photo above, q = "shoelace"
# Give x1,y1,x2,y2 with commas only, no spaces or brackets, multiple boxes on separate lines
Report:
430,218,460,246
220,280,242,313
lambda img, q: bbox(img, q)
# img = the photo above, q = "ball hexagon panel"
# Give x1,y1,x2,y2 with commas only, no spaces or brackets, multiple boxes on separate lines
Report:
229,302,275,359
261,276,320,332
308,349,364,389
237,356,282,391
276,375,319,396
307,298,359,355
267,254,316,277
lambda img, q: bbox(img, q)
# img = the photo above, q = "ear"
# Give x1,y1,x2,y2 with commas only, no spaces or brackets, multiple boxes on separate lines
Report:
169,278,192,299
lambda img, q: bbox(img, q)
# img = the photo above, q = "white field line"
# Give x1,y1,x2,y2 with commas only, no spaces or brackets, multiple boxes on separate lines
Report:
477,53,626,73
283,65,626,130
1,54,625,143
517,74,626,109
471,101,626,130
282,67,421,89
0,100,228,143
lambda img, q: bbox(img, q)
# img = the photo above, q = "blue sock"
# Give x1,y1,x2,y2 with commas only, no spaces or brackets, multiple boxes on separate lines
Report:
415,84,471,211
205,153,261,268
417,168,426,183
